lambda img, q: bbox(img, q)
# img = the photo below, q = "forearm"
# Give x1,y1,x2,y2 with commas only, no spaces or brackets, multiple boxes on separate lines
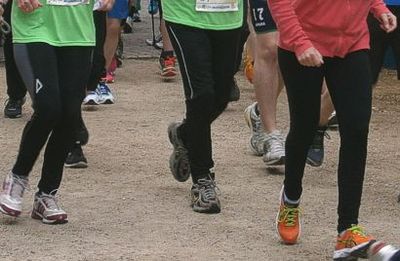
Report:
267,0,312,56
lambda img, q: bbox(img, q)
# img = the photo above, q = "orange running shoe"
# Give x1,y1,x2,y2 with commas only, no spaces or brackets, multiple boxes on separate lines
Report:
333,225,375,261
276,187,301,245
160,55,177,81
244,55,254,84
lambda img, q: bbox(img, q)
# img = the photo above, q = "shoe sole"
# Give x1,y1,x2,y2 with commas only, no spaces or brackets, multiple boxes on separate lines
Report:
64,161,88,169
264,155,285,166
83,100,100,106
192,203,221,214
275,186,301,245
306,158,323,167
244,105,264,156
333,240,374,261
4,113,22,119
31,210,68,225
161,72,177,81
99,99,115,105
168,122,190,182
0,204,21,217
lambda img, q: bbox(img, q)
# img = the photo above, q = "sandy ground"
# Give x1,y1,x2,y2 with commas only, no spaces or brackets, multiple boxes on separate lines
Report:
0,60,399,261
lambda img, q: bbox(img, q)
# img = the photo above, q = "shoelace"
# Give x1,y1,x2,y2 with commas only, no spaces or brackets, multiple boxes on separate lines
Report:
163,56,176,68
311,130,330,150
4,99,18,109
348,225,368,238
40,190,61,210
197,176,220,201
265,133,285,153
279,206,300,227
10,175,29,200
98,84,110,95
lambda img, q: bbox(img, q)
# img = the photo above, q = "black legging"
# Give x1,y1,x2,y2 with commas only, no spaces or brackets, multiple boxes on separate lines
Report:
87,10,107,92
167,22,242,182
279,48,372,233
13,43,93,194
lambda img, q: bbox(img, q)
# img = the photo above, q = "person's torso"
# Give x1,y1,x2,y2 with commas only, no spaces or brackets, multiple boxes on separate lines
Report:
292,0,373,56
12,0,95,46
161,0,244,30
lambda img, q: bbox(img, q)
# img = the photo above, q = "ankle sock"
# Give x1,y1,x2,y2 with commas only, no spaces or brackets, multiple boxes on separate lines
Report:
283,191,300,207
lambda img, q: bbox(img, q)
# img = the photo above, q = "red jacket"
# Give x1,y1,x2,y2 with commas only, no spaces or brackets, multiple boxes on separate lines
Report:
267,0,390,58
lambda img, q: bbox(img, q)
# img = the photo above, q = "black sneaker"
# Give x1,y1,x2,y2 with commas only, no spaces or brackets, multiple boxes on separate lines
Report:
4,98,25,118
167,122,190,182
229,78,240,102
65,145,88,168
306,126,329,167
191,176,221,214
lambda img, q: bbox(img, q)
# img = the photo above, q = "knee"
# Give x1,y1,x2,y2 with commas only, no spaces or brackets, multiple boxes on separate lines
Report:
256,41,278,62
186,92,217,120
34,100,62,124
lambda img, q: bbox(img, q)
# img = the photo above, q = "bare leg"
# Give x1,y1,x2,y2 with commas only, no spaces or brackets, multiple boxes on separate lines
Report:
104,17,121,69
253,32,283,133
319,82,335,126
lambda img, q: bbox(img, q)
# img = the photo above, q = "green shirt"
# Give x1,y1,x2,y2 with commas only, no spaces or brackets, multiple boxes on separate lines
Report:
162,0,243,30
12,0,95,46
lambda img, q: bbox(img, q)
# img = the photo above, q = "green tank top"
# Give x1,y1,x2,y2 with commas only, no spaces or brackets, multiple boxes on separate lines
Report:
162,0,243,30
12,0,95,46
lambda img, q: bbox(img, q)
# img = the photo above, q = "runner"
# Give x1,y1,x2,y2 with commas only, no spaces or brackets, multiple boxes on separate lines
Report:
243,1,335,168
162,0,244,213
66,10,108,168
0,0,113,224
244,0,285,166
268,0,396,260
156,0,178,81
2,0,27,119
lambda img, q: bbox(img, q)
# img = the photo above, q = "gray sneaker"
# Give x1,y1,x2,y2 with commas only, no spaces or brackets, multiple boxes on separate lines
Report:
263,130,285,166
0,173,28,217
191,176,220,214
168,122,191,182
244,102,267,156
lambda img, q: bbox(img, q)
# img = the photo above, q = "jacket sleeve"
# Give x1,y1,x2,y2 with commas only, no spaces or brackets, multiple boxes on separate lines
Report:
267,0,313,57
370,0,390,19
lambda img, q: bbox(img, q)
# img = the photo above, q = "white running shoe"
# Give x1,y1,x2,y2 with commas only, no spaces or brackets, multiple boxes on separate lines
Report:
97,83,115,104
83,90,101,105
244,102,266,156
263,130,285,166
0,173,28,217
31,192,68,224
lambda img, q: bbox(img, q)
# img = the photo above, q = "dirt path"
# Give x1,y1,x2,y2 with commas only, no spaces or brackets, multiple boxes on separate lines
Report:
0,60,399,260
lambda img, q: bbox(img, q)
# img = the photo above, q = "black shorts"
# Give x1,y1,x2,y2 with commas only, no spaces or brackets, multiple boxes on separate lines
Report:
368,5,400,84
249,0,276,34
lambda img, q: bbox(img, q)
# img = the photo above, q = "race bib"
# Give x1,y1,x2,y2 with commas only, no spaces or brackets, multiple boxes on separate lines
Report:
47,0,89,6
196,0,239,12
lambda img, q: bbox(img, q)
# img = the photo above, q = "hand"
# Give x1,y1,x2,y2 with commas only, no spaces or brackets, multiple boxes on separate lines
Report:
97,0,114,11
379,12,397,33
297,47,324,67
0,5,4,17
17,0,42,13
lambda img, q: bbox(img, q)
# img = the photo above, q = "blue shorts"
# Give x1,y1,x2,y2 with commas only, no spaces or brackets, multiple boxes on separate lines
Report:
108,0,129,19
249,0,277,34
